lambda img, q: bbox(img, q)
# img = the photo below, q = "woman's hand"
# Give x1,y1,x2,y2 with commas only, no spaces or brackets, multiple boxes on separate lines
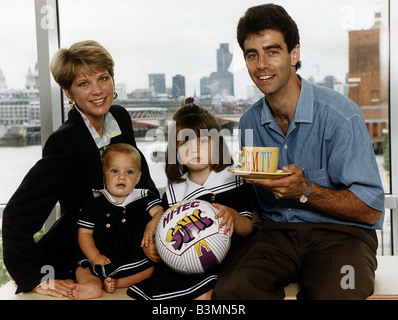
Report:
33,279,75,298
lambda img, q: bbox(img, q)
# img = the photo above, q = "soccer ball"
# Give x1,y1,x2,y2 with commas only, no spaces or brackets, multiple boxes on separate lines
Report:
155,199,231,275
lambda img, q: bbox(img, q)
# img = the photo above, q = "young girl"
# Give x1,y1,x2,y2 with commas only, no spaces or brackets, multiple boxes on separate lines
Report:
128,98,254,300
69,143,162,299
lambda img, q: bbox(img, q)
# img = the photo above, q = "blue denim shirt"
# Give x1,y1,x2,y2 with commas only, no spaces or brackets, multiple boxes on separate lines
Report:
239,77,385,229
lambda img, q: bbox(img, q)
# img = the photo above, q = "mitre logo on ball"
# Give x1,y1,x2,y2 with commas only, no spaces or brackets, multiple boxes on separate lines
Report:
156,199,231,275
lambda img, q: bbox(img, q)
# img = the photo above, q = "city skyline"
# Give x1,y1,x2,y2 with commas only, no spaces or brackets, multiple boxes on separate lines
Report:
0,0,386,99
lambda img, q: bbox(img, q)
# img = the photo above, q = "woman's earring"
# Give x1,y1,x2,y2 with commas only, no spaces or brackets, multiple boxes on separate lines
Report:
68,99,76,108
113,91,118,99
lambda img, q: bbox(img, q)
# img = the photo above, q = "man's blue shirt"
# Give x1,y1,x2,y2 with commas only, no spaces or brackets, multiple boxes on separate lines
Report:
239,77,385,229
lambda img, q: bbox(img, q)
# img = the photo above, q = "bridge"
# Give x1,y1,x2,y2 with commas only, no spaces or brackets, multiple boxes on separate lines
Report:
126,107,241,129
126,105,386,154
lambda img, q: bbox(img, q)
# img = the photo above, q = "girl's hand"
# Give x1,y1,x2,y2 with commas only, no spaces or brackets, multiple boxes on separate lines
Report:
91,254,111,266
212,203,239,237
143,241,161,263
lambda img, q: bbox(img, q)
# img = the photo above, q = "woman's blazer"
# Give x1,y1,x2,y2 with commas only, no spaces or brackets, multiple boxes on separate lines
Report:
2,105,158,293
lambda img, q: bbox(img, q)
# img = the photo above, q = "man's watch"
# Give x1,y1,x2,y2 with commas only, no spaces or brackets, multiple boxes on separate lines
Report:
299,180,312,203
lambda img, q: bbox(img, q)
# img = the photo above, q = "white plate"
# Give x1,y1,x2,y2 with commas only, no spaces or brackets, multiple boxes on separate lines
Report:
228,168,292,181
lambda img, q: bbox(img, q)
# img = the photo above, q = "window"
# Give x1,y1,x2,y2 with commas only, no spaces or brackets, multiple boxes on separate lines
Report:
0,0,43,285
57,0,391,193
0,0,42,205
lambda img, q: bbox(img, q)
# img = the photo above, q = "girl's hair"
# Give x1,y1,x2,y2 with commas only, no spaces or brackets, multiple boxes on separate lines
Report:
102,143,141,172
51,40,115,89
165,102,231,183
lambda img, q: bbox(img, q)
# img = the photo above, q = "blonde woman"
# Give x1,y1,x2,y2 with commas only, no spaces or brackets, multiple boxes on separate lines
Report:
2,41,162,297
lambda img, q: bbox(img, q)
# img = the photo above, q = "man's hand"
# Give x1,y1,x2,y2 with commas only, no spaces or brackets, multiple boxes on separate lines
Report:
247,164,306,200
247,164,381,225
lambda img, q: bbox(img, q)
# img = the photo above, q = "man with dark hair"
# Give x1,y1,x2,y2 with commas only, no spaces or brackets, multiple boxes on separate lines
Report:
213,4,384,300
236,4,301,70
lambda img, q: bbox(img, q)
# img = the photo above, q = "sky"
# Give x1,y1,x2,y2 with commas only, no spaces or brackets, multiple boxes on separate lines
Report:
0,0,387,99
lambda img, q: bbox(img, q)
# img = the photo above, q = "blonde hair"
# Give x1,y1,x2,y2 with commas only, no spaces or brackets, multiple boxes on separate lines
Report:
102,143,141,172
50,40,115,89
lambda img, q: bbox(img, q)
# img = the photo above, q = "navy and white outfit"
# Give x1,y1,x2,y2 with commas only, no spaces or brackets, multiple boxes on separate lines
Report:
127,167,253,300
3,105,158,293
76,188,161,280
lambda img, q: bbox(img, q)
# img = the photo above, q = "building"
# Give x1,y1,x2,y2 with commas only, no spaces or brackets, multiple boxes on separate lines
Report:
172,74,185,98
348,10,388,153
0,69,7,92
115,83,127,100
26,63,39,92
217,43,233,73
148,73,166,96
200,76,211,96
209,43,234,97
209,71,234,97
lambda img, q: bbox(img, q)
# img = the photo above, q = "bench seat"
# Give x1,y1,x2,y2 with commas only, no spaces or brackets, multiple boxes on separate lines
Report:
1,256,397,300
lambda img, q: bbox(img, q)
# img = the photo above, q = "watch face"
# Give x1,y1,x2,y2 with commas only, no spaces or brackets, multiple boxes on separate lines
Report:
299,195,308,203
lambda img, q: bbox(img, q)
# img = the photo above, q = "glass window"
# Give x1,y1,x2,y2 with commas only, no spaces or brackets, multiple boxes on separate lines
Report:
58,0,391,254
57,0,390,193
0,0,42,285
0,0,42,204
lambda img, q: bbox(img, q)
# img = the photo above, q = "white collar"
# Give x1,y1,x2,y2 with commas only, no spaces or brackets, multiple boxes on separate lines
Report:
165,166,242,206
93,188,148,207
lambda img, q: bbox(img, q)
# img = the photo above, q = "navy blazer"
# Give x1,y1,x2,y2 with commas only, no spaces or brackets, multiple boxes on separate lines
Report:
2,105,159,293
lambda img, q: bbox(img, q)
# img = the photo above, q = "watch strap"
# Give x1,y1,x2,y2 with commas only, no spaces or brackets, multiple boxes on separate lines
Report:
304,180,312,197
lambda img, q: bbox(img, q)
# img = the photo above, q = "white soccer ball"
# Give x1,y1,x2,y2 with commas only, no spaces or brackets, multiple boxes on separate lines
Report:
155,199,231,275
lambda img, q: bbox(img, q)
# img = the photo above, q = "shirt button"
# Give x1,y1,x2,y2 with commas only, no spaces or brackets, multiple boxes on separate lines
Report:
106,223,111,228
121,218,126,223
284,144,288,150
122,210,126,214
211,195,216,201
106,213,110,217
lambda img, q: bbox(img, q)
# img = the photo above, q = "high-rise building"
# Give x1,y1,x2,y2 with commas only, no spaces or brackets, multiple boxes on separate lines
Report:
348,14,387,106
200,76,211,96
348,9,388,153
148,73,166,95
172,74,185,98
209,43,234,97
217,43,233,73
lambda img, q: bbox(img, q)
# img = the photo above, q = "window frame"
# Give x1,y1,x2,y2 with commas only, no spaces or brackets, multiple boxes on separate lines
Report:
387,0,398,253
34,0,63,229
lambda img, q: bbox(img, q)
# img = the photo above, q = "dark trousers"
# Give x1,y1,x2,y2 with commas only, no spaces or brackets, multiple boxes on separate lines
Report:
212,221,378,300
